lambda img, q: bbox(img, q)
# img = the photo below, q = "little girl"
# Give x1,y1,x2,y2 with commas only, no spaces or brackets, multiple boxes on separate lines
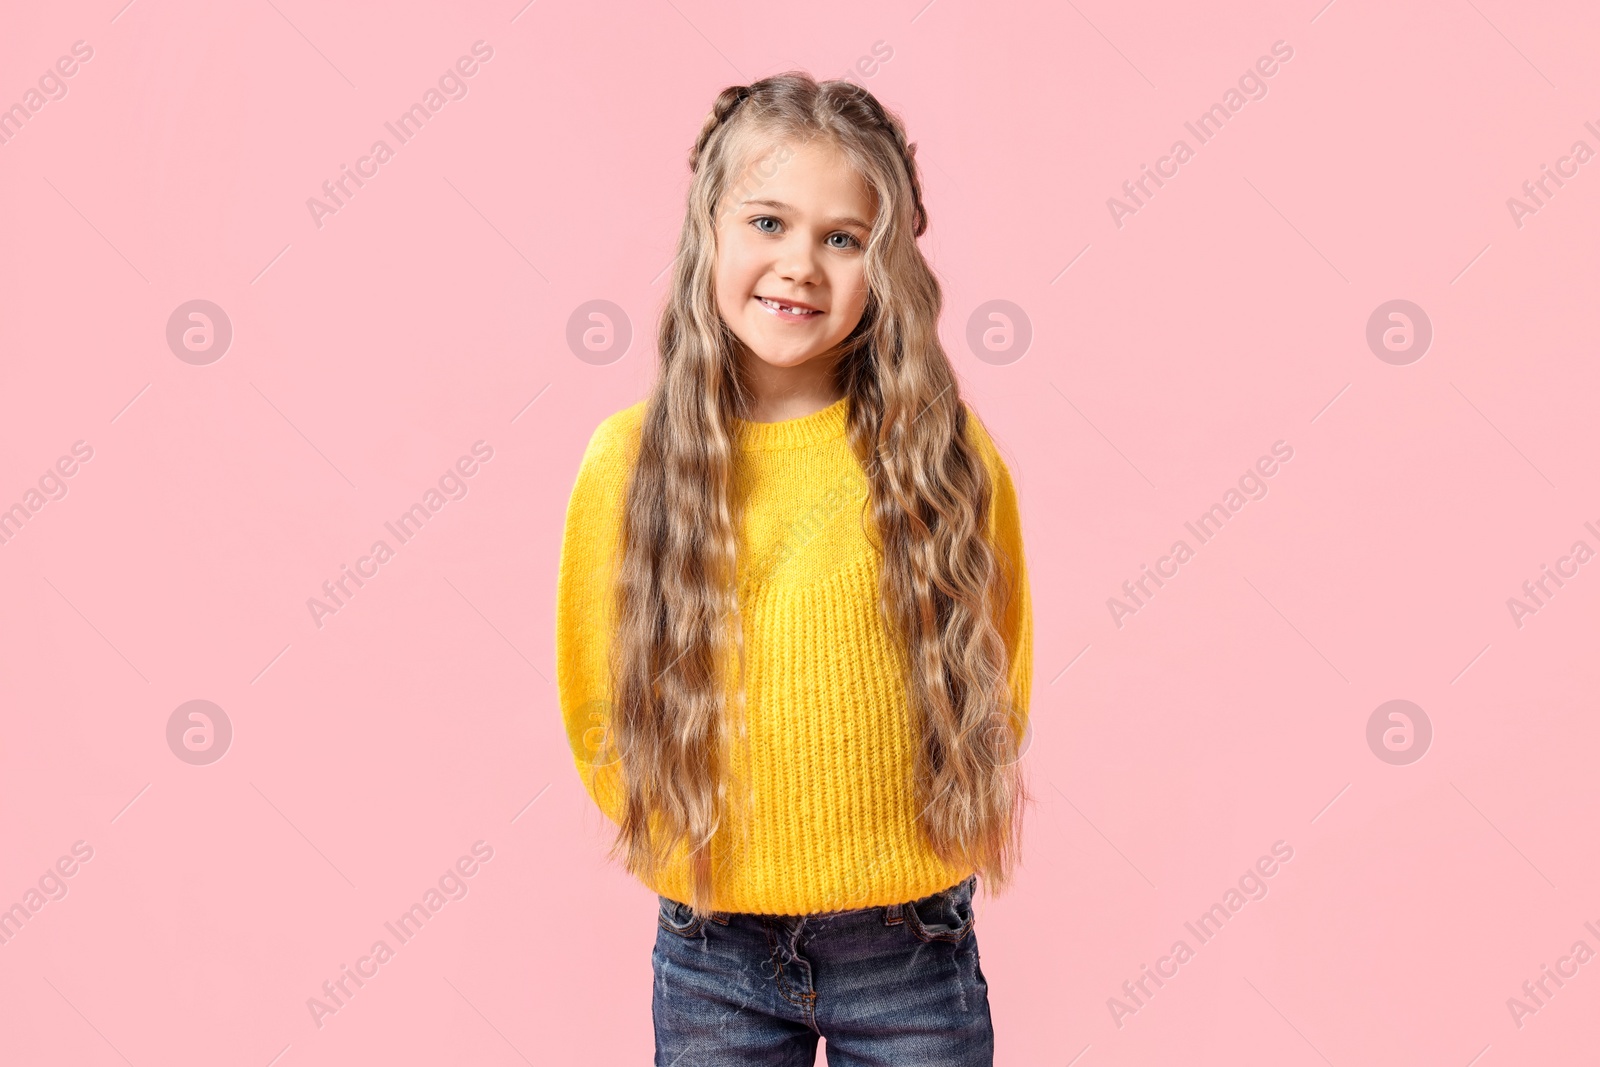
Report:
556,71,1033,1066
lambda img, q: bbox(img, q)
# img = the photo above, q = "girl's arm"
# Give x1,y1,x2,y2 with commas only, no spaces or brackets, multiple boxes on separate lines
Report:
964,407,1034,741
554,408,641,826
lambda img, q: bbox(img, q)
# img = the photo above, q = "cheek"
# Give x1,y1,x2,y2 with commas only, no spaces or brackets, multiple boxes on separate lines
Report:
838,269,870,320
716,275,752,327
715,243,760,300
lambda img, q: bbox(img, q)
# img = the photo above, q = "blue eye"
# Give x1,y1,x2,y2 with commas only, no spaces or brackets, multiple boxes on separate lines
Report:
749,216,863,250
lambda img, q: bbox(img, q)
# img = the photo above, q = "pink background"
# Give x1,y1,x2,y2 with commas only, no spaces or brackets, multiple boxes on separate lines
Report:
3,0,1597,1063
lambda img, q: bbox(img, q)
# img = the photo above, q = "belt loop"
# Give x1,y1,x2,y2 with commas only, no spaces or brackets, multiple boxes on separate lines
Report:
885,902,902,924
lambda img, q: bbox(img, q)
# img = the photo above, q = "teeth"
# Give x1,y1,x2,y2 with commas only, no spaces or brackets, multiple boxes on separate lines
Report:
760,297,817,314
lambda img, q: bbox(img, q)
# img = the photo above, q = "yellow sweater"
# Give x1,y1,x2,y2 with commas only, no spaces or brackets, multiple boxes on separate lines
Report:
555,393,1032,914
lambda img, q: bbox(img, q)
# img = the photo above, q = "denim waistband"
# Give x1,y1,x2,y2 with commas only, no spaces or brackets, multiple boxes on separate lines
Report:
666,872,976,924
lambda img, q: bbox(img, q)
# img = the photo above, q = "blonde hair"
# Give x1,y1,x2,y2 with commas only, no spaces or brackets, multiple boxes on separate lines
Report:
604,71,1029,915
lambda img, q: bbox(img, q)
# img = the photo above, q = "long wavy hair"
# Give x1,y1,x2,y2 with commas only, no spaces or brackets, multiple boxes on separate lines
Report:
603,71,1030,916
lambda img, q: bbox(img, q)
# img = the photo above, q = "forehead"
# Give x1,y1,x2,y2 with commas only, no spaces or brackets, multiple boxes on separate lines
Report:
723,131,878,218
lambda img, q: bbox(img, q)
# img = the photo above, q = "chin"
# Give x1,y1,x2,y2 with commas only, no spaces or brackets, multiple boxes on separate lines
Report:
748,349,820,369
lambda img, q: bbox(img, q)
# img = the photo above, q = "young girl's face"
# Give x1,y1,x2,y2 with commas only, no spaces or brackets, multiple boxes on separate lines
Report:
713,136,876,383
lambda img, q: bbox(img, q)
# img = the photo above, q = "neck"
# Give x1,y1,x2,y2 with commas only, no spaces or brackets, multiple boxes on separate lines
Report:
739,351,845,423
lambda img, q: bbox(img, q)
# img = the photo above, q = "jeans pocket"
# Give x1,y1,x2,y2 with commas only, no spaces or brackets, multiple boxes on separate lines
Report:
658,895,708,938
905,875,976,944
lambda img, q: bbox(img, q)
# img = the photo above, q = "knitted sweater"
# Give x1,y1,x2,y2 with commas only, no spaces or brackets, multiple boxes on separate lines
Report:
554,393,1033,915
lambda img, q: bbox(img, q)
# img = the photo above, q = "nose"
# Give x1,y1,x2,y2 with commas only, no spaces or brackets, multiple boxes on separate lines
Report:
773,233,823,287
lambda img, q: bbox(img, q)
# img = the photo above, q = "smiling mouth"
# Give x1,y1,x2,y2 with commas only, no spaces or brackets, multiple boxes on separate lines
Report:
755,296,823,317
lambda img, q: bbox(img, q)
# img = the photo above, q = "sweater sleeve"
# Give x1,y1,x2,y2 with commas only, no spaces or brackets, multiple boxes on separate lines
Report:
963,406,1034,748
555,408,639,827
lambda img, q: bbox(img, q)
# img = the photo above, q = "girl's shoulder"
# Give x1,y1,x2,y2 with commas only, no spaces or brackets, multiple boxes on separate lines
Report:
566,400,650,512
577,399,649,472
588,398,650,452
958,401,1017,481
956,402,1027,574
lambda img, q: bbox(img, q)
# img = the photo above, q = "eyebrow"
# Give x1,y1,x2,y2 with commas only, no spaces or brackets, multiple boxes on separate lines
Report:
742,198,872,232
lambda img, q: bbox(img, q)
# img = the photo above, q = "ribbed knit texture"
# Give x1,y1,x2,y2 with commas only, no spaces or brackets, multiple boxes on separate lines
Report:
555,394,1033,915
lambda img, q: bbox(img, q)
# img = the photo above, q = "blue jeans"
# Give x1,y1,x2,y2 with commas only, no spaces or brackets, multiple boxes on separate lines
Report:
652,873,992,1066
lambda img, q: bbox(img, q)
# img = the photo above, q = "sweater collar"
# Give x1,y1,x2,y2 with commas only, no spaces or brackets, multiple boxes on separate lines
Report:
733,394,850,451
